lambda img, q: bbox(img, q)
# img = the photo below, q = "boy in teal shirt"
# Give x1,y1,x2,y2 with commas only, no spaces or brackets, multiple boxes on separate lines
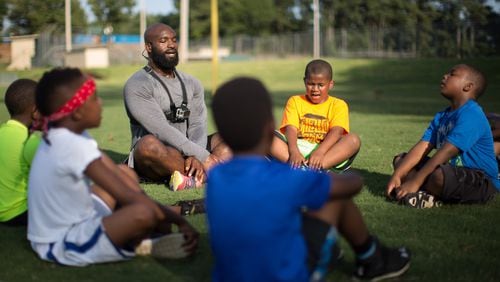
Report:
0,79,39,225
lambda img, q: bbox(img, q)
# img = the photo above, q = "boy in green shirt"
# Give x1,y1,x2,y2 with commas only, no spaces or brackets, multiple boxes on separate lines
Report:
0,79,39,226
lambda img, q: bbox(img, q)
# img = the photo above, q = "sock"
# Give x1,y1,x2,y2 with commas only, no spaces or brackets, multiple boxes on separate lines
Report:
354,235,377,260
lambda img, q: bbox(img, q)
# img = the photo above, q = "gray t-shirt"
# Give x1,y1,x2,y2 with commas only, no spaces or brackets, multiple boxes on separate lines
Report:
123,68,210,162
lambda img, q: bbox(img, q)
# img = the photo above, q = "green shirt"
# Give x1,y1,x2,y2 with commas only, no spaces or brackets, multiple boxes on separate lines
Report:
0,119,40,221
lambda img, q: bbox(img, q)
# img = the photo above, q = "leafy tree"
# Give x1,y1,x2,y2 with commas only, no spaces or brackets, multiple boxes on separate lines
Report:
181,0,297,39
88,0,135,34
148,13,180,32
7,0,87,35
271,0,307,33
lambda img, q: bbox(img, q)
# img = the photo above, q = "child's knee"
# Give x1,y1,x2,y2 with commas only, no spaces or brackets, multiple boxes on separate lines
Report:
392,153,406,168
494,142,500,155
426,167,445,195
345,133,361,151
430,167,444,184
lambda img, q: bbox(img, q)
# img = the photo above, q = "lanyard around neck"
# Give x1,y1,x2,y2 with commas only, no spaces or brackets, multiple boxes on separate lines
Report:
143,65,188,108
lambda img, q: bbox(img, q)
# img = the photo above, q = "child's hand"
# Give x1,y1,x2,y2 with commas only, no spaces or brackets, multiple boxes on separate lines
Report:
308,150,326,170
289,150,306,168
386,176,402,198
396,180,420,199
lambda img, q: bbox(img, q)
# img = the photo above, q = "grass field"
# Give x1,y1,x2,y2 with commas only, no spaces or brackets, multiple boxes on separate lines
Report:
0,58,499,281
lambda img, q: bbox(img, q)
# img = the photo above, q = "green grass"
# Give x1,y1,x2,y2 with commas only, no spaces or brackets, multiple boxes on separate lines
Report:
1,58,499,281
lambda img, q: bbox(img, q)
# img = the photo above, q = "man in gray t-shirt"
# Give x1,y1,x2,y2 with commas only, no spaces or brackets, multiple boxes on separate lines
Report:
123,23,231,188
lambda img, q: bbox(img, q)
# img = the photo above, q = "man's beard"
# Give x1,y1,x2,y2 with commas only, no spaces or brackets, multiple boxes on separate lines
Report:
150,46,179,71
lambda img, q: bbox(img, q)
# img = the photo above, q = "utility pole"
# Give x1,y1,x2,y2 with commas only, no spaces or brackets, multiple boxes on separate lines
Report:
179,0,189,63
313,0,320,58
211,0,219,94
140,0,146,45
65,0,72,52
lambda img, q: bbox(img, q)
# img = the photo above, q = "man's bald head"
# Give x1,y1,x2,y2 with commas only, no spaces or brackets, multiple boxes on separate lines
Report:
144,23,175,44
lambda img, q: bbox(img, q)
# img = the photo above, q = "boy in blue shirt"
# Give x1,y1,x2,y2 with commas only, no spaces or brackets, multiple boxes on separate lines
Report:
387,64,499,207
207,77,411,281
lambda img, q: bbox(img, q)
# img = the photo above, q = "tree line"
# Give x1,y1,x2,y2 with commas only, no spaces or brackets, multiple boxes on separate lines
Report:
1,0,499,57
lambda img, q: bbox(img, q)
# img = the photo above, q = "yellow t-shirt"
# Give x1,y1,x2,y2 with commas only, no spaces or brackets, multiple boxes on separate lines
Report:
280,95,349,144
0,120,41,221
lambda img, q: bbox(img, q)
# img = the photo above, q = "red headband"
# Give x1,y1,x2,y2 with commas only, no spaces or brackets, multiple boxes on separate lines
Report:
47,78,96,122
35,78,96,133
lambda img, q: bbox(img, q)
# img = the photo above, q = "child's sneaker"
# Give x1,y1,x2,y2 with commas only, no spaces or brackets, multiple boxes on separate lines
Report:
401,191,442,208
169,171,197,191
353,239,411,281
135,233,188,259
297,164,327,173
173,198,206,216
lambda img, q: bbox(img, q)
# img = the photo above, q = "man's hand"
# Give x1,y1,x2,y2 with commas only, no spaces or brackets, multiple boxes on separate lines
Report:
177,221,199,255
184,157,205,183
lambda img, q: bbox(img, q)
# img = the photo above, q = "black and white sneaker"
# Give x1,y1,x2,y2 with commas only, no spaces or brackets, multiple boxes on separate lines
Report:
401,191,442,209
173,199,206,216
353,240,411,281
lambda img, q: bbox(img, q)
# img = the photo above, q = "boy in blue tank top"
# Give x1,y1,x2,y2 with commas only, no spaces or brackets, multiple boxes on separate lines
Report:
207,77,411,281
387,64,499,207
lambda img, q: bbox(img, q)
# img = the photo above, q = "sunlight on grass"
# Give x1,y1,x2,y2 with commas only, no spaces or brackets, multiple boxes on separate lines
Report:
0,58,499,281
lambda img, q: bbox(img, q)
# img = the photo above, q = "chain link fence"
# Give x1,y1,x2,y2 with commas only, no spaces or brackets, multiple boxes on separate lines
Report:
24,24,475,67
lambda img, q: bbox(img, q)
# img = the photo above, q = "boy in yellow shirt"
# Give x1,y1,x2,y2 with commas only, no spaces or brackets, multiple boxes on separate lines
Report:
271,59,360,171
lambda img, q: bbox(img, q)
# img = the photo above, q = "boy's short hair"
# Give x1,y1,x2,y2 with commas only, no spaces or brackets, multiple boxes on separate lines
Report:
212,77,273,152
463,64,487,99
36,67,85,117
304,59,333,81
4,78,37,116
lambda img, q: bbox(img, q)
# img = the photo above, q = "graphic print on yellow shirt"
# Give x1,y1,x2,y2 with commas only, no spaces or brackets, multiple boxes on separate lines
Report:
280,95,349,144
299,113,330,143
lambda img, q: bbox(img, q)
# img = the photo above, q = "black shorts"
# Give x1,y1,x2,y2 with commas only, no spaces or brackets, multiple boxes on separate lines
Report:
440,164,497,204
301,214,341,272
394,153,498,204
206,133,215,151
1,211,28,227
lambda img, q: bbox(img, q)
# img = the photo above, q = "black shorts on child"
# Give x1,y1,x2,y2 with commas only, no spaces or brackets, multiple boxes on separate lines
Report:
394,152,497,204
440,164,497,204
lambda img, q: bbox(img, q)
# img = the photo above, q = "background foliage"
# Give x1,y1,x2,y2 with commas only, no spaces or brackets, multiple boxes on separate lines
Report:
2,0,500,57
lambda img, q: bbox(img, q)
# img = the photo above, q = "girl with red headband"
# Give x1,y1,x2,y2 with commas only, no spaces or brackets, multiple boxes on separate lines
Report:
27,67,199,266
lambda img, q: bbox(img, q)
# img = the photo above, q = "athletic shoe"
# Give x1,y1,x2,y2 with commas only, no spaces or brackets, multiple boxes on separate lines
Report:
353,240,411,281
169,171,197,191
135,233,188,259
173,198,206,216
297,164,327,174
401,191,442,208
